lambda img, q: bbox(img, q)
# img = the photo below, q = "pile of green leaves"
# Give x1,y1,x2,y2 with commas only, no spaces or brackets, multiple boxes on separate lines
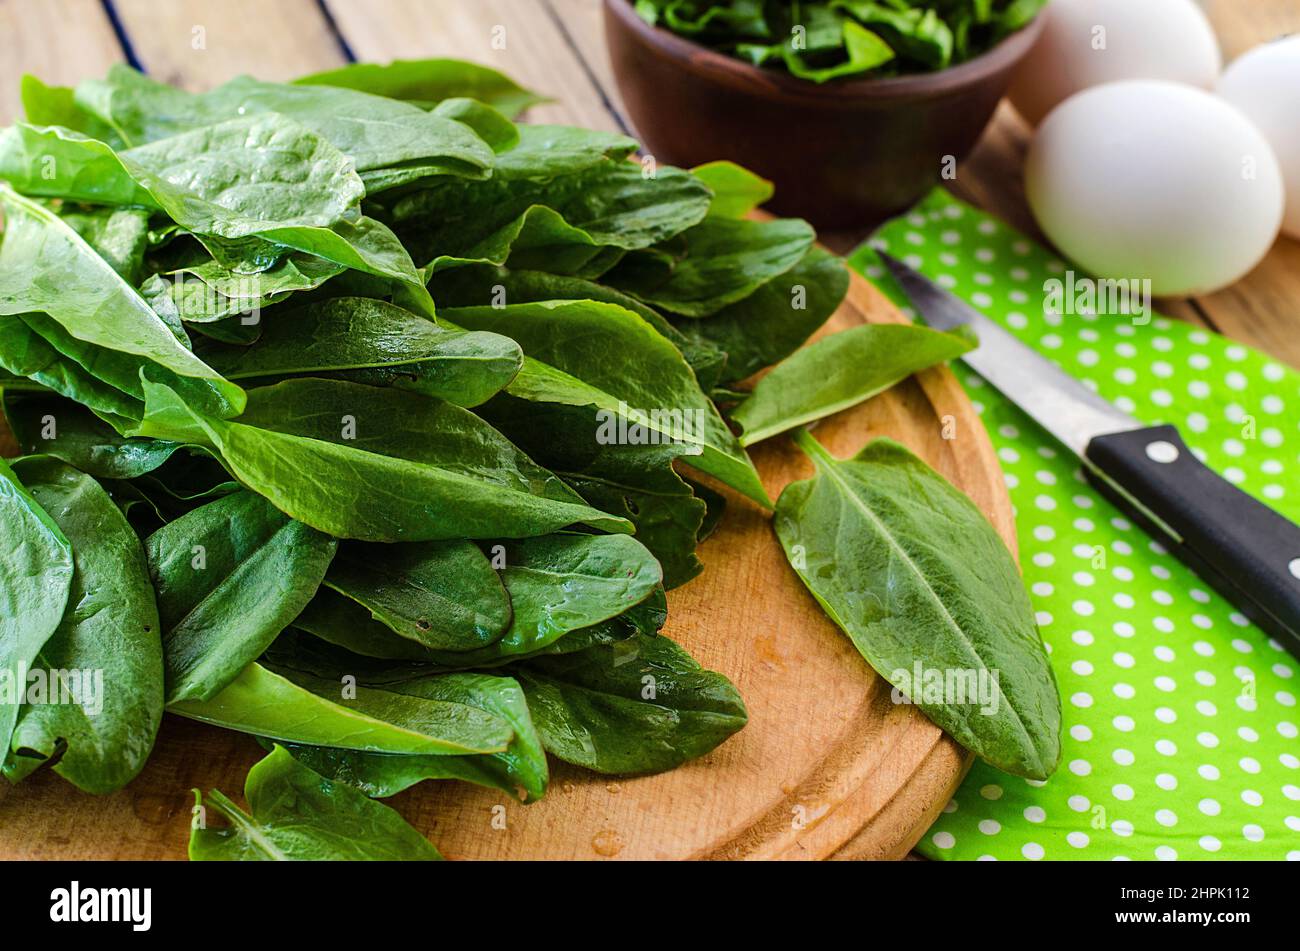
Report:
0,56,1057,859
633,0,1049,81
0,58,864,857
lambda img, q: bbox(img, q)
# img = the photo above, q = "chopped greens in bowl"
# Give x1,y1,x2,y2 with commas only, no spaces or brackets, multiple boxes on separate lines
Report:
633,0,1050,81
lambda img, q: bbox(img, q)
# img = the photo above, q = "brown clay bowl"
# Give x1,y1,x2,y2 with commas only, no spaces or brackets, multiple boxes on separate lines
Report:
603,0,1045,229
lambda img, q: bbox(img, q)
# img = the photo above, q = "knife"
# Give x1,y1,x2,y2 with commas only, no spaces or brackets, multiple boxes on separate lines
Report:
878,251,1300,658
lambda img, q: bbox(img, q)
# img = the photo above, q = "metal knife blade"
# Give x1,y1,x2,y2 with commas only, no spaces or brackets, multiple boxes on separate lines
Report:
877,252,1140,456
877,250,1300,657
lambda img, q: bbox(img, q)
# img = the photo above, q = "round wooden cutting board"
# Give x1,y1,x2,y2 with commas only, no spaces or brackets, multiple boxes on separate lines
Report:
0,268,1012,861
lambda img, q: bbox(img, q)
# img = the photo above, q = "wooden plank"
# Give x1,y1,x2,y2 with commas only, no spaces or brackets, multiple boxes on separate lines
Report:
1193,239,1300,366
323,0,621,130
1197,0,1300,368
1208,0,1300,61
0,0,123,122
111,0,346,89
545,0,630,128
0,0,121,456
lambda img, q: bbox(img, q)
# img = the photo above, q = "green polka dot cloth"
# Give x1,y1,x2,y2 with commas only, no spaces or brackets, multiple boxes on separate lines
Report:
849,188,1300,861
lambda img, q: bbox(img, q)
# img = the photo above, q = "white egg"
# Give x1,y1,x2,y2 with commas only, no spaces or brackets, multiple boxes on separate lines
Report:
1008,0,1221,126
1218,36,1300,239
1025,81,1284,297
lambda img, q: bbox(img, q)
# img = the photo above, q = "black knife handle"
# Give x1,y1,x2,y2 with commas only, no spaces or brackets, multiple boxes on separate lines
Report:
1085,425,1300,658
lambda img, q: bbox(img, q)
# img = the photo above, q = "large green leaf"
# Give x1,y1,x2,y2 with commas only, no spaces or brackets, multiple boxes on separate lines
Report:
295,58,548,117
691,160,773,217
291,587,659,669
73,65,196,145
119,114,365,237
146,491,336,703
20,74,121,143
5,392,183,478
143,254,345,324
0,186,244,416
202,297,522,408
774,434,1062,780
606,216,815,317
515,633,748,775
390,136,706,270
732,322,973,445
0,123,154,205
0,458,73,755
323,540,511,652
190,745,442,860
0,121,428,301
294,535,662,667
59,207,152,285
76,66,495,176
132,377,631,542
671,246,848,384
170,662,514,756
3,458,163,794
0,122,431,307
273,670,548,803
201,76,493,174
0,118,365,240
487,533,663,658
442,299,769,506
428,263,727,387
483,399,710,588
0,319,144,423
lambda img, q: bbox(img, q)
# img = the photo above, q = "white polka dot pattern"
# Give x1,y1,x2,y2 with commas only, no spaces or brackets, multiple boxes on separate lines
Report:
852,190,1300,861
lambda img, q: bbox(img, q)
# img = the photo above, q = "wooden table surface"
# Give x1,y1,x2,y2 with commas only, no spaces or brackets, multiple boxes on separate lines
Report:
0,0,1295,858
1,0,1295,368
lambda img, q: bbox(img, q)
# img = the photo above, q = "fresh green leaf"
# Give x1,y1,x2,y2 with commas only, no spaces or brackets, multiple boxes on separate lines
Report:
190,745,442,860
170,661,514,756
119,113,365,237
428,262,727,387
142,254,345,325
274,670,547,802
132,377,631,542
3,458,163,794
323,540,511,652
0,123,157,206
441,299,769,507
295,57,548,118
5,392,183,478
483,399,710,588
20,74,121,143
146,491,336,703
0,457,74,755
0,327,144,425
606,216,815,317
294,535,662,667
431,97,519,152
0,185,244,416
202,297,523,408
774,433,1062,779
59,207,152,285
732,322,973,444
670,245,848,384
782,20,895,82
515,633,747,775
691,160,773,217
390,136,707,271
